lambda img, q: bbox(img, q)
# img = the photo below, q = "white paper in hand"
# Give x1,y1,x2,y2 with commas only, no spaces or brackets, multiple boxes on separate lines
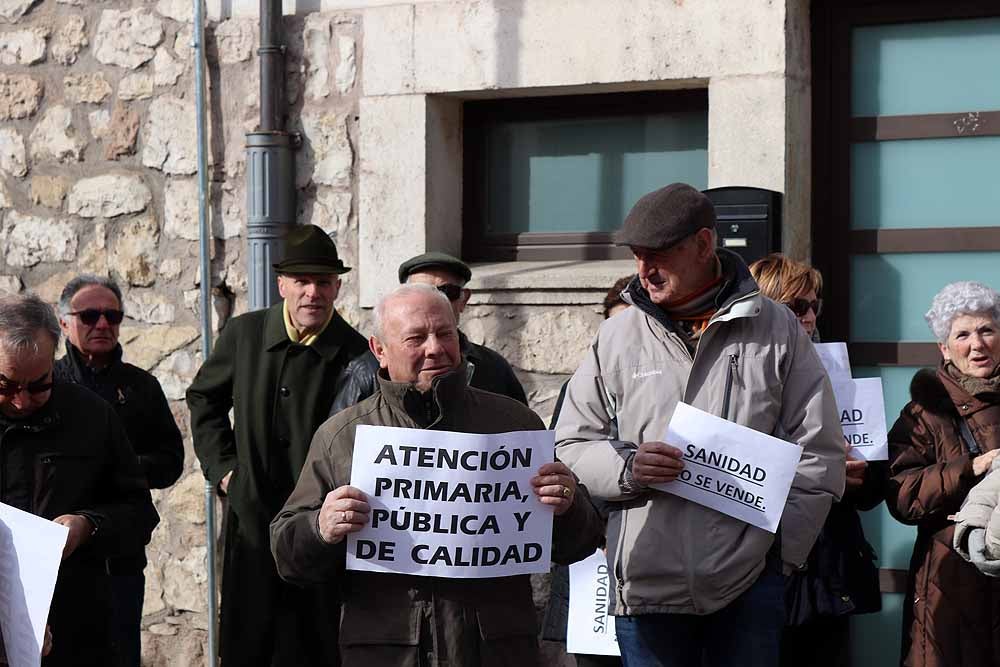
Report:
832,377,889,461
0,503,68,667
814,342,852,383
652,403,802,533
567,550,620,656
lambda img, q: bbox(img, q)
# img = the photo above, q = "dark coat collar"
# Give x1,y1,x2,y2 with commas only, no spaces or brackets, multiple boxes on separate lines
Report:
61,340,124,379
262,301,352,361
623,247,758,332
376,365,470,428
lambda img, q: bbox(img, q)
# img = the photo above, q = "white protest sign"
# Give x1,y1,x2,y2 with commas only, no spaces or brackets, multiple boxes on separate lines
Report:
653,403,802,533
832,377,889,461
0,503,68,667
814,342,852,384
567,550,620,657
347,425,554,578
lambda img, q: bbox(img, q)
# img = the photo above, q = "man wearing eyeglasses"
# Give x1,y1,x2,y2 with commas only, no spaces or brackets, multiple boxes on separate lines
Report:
53,275,183,667
187,224,371,667
554,183,845,667
332,252,527,415
0,293,157,666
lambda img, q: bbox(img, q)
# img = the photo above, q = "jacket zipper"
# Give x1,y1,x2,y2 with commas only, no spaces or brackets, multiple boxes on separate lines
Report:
615,508,629,614
720,353,739,421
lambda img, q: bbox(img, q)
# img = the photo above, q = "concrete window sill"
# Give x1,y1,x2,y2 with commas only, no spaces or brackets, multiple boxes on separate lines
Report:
465,259,636,306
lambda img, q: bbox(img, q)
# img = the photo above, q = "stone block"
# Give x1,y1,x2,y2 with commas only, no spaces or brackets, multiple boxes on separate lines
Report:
335,34,356,95
30,174,68,208
119,324,198,370
212,19,254,64
0,179,10,208
0,0,38,24
118,73,154,101
67,173,151,218
142,95,197,174
94,8,163,70
0,274,22,294
111,212,160,287
0,127,27,177
152,46,184,87
32,269,77,303
361,4,415,96
142,565,166,616
162,546,208,613
124,290,177,326
88,109,111,138
63,73,112,105
0,73,42,120
298,111,352,188
2,210,77,267
167,473,206,526
303,14,331,100
163,177,200,240
0,27,47,65
28,105,84,163
51,14,87,65
104,104,140,160
155,0,192,23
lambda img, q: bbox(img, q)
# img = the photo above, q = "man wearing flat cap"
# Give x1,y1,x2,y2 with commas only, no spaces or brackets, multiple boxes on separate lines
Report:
331,251,527,415
554,183,845,666
188,224,370,666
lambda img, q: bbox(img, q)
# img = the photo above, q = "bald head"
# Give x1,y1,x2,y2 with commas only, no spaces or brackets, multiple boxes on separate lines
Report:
370,284,461,392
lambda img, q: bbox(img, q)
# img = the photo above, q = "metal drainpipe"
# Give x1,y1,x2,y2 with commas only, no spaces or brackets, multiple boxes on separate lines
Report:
191,1,218,666
246,0,295,311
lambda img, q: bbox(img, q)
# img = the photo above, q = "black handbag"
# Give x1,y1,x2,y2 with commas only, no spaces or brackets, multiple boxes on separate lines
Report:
784,504,881,626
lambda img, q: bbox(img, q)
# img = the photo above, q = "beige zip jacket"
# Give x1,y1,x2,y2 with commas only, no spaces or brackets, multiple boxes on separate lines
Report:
555,259,845,616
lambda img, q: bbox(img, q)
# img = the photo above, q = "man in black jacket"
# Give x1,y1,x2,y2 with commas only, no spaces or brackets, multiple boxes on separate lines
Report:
331,252,527,414
0,293,157,666
53,274,183,667
188,225,371,666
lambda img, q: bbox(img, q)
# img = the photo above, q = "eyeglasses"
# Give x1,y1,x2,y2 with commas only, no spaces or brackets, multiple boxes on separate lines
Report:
784,298,823,318
0,373,54,397
68,309,125,326
436,284,464,302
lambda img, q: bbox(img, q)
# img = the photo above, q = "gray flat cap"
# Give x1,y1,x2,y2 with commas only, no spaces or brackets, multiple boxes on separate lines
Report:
614,183,716,250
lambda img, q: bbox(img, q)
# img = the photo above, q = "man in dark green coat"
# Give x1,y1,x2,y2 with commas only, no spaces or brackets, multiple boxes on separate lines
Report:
187,225,370,667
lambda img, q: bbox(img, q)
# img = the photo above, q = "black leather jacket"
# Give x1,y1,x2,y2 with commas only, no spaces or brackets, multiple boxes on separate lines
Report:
329,330,527,417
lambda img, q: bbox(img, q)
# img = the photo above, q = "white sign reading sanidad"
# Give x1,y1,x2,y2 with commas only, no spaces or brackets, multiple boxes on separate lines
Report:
652,403,802,533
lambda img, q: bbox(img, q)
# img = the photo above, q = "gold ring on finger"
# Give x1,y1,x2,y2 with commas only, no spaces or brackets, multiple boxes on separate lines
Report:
561,485,571,498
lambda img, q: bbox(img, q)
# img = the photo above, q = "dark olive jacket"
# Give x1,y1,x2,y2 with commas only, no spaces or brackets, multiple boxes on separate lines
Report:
271,369,604,667
329,331,527,417
187,302,369,666
0,382,158,666
886,366,1000,667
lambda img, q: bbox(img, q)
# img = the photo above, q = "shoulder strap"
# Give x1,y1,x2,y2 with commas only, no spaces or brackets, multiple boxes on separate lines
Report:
955,417,982,456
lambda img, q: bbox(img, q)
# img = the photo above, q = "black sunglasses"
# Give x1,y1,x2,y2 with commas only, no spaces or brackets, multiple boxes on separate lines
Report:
436,284,464,301
784,298,823,318
0,373,54,397
69,309,125,326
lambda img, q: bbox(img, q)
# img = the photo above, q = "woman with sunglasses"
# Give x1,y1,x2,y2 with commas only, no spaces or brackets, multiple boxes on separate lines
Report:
749,254,887,667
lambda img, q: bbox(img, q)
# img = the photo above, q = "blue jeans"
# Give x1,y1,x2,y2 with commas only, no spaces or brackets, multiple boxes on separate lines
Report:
615,564,786,667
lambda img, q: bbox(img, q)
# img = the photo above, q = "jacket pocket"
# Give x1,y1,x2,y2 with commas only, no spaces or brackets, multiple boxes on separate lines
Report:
35,452,100,511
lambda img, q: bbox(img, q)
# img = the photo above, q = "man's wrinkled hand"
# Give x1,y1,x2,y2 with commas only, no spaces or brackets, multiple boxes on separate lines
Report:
53,514,93,560
317,486,370,545
531,461,578,516
632,441,685,486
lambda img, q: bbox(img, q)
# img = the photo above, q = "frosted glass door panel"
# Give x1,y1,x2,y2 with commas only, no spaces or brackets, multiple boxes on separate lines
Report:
851,137,1000,229
486,112,707,235
849,254,1000,341
852,18,1000,117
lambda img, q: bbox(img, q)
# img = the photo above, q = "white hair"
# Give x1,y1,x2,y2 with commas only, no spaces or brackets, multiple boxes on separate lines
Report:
925,281,1000,342
372,283,454,339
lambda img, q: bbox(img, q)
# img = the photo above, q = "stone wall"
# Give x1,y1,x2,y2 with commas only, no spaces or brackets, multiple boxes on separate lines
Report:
0,1,810,665
0,1,360,664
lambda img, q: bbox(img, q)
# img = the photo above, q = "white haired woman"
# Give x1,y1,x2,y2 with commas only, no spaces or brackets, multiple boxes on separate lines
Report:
886,281,1000,667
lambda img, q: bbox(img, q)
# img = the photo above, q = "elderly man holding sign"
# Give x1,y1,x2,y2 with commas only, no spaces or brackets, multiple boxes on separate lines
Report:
555,184,846,667
271,283,603,666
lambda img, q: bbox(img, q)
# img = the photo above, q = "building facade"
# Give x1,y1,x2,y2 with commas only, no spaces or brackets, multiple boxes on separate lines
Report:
0,0,996,664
